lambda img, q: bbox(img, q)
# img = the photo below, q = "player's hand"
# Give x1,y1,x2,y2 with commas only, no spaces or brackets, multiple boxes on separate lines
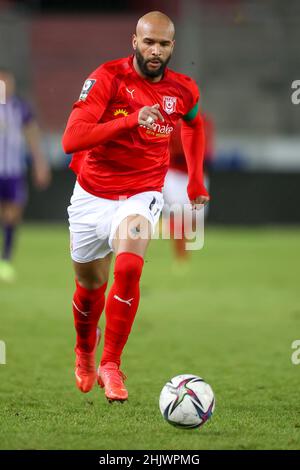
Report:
138,104,164,130
188,181,210,210
190,195,210,210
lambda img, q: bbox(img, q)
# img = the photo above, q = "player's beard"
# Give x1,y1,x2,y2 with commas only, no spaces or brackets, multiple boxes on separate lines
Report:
135,46,172,78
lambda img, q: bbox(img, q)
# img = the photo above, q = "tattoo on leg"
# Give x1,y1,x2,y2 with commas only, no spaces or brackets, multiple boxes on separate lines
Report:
130,225,141,237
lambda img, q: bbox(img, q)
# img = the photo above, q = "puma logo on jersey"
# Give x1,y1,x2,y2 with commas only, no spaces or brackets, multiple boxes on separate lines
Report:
114,295,134,307
126,88,135,99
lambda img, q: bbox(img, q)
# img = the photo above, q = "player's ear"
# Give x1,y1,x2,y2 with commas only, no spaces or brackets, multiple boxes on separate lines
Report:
132,34,137,50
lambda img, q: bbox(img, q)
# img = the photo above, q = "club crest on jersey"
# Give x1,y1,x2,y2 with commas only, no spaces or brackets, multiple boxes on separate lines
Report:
79,79,96,101
163,96,177,115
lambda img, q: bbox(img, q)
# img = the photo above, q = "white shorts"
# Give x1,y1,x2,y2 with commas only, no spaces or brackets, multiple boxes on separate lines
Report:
163,169,189,208
67,182,164,263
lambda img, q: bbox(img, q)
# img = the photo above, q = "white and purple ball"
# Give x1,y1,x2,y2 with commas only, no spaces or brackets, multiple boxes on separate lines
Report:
159,374,215,429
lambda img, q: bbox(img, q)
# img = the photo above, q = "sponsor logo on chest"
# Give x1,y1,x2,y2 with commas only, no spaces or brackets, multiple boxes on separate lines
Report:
145,122,174,138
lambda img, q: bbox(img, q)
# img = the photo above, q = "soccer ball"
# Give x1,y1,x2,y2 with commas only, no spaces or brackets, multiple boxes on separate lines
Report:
159,374,215,429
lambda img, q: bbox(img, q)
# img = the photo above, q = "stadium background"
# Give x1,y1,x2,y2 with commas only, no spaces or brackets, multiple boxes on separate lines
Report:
0,0,300,451
1,0,300,223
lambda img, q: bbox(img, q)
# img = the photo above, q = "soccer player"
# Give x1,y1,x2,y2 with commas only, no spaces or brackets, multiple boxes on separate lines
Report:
62,11,209,402
163,114,214,267
0,67,51,282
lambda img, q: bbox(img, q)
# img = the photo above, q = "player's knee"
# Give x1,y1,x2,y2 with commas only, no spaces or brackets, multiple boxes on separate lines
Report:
76,273,108,290
114,252,144,286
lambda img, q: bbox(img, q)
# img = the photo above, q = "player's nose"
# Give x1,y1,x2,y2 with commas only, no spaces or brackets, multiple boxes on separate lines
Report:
151,44,161,56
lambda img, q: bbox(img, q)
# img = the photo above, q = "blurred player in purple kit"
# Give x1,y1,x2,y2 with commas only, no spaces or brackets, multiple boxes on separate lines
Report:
0,67,51,281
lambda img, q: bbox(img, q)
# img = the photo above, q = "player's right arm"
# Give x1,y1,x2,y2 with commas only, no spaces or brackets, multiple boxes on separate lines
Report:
62,69,163,154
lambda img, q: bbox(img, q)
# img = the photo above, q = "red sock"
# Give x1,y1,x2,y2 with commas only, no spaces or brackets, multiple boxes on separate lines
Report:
101,252,144,367
73,279,107,353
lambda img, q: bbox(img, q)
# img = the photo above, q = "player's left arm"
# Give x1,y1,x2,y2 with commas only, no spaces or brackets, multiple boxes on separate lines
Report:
181,84,210,209
23,120,51,190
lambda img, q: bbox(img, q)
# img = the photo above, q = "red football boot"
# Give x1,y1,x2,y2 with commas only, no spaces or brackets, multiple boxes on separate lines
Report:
75,328,101,393
97,362,128,402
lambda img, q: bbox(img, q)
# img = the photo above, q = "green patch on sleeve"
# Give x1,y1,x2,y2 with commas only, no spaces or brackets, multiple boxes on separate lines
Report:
182,102,199,121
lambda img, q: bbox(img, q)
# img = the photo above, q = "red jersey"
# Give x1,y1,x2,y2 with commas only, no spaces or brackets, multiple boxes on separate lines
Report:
65,55,199,199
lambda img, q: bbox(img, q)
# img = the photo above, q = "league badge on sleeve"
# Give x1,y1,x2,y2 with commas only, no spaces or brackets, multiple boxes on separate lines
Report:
163,96,177,115
79,79,96,101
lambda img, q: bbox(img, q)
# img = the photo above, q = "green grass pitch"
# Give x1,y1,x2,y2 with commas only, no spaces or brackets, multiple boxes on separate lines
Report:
0,224,300,450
